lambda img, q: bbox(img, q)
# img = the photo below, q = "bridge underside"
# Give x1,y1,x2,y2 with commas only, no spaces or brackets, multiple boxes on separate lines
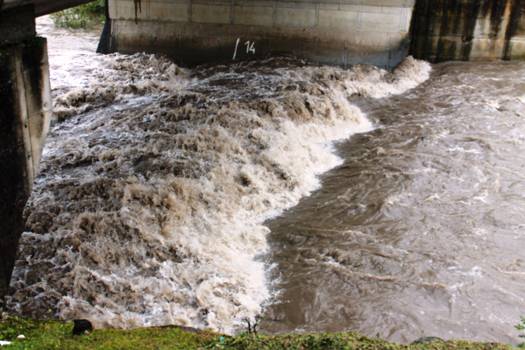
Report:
1,0,94,16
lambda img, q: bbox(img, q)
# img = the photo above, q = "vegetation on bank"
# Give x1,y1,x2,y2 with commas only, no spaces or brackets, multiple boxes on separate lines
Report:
50,0,105,29
517,317,525,348
0,316,517,350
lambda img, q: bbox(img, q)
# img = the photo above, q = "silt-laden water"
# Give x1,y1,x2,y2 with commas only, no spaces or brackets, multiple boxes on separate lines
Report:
6,16,525,345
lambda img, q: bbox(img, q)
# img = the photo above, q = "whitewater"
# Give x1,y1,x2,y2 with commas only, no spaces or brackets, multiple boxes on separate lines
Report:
6,17,431,334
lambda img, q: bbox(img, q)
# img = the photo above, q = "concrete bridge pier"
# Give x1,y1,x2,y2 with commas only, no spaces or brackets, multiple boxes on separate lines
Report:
410,0,525,62
105,0,415,68
0,5,51,304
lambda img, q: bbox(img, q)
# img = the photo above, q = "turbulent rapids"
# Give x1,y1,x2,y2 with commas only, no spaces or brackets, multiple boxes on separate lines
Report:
6,18,431,333
9,15,525,346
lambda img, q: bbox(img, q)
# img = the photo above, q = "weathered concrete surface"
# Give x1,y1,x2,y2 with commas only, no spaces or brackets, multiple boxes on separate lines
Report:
0,7,51,303
0,5,36,46
105,0,414,67
410,0,525,62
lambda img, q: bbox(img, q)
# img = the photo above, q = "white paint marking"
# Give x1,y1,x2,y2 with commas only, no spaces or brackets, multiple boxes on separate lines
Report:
232,38,241,60
245,41,255,54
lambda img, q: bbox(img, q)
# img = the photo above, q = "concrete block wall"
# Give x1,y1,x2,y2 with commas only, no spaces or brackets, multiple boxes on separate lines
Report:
106,0,415,67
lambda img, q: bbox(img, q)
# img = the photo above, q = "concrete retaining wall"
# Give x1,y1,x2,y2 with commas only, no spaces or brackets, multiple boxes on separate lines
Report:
410,0,525,62
106,0,415,67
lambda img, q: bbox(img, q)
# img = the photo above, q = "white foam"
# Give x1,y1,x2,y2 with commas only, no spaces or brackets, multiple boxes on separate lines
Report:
8,50,431,334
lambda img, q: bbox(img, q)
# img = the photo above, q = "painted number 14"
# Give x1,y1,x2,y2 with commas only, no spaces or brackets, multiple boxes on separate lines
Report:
233,38,256,60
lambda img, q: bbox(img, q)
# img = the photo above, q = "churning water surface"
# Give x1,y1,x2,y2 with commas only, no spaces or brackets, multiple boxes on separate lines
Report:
7,16,525,345
262,61,525,344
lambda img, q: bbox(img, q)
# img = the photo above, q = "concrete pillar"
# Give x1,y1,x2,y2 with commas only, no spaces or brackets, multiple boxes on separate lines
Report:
0,6,51,304
104,0,415,68
410,0,525,62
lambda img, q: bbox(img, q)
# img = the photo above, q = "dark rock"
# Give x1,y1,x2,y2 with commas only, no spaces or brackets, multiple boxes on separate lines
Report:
72,319,93,335
412,336,445,344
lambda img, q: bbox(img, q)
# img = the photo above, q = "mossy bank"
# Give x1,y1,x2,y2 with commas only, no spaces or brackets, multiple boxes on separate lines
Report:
0,316,515,350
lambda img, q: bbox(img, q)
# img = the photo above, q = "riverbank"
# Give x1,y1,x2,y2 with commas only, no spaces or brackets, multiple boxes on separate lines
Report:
0,316,515,349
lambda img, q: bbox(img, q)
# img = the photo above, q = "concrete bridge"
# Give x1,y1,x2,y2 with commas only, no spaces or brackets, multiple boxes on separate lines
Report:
1,0,525,305
2,0,94,16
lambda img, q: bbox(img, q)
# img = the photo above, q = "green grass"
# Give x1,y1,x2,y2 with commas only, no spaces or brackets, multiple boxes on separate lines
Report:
213,333,513,350
0,316,214,350
50,0,105,29
0,316,516,350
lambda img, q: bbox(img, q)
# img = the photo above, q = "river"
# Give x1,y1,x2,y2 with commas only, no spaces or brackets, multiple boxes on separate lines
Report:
6,16,525,345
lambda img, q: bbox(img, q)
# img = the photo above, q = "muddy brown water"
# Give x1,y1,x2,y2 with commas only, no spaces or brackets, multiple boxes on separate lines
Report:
7,17,525,345
262,61,525,344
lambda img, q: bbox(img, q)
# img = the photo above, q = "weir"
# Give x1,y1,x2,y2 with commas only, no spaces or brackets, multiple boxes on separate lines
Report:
1,0,525,305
